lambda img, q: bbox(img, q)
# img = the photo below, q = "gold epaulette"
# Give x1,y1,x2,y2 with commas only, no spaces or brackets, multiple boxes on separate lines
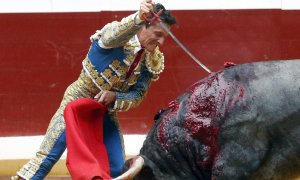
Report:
145,47,164,81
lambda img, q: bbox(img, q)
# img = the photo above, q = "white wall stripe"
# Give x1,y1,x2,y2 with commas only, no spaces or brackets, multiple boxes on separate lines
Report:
0,135,146,160
282,0,300,10
0,0,300,13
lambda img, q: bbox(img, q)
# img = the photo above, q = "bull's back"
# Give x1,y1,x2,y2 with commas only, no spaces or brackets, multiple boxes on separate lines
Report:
222,59,300,126
217,60,300,179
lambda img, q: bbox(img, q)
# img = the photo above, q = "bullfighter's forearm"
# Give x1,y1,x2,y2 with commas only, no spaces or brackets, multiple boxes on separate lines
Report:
110,69,153,112
91,12,144,49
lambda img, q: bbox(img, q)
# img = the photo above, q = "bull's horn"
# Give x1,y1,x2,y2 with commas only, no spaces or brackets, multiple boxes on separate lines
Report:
113,156,144,180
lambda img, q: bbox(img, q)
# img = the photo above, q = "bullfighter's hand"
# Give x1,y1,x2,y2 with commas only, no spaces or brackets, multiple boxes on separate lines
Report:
139,0,154,19
94,90,116,106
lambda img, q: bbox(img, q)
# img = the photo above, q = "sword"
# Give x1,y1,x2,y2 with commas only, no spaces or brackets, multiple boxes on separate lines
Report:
159,22,212,73
143,10,212,73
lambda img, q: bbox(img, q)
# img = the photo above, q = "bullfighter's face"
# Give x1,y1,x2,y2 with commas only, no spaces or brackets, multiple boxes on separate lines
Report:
137,21,169,52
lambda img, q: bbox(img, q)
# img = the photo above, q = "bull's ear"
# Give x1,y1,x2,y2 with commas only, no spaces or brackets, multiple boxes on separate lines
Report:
113,156,144,180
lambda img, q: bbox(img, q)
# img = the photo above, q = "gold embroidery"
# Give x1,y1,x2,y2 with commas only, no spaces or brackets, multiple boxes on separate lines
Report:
100,81,111,90
113,97,145,112
123,36,140,66
113,81,123,91
123,52,135,66
119,66,127,77
90,69,99,80
83,58,131,91
16,113,67,179
101,68,121,87
101,69,113,85
83,58,113,91
127,73,140,86
110,76,119,86
113,100,128,111
95,76,105,85
100,13,143,48
109,59,128,78
145,47,164,75
110,60,121,76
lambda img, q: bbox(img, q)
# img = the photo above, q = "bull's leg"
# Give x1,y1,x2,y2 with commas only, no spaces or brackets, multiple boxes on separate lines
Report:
212,122,269,179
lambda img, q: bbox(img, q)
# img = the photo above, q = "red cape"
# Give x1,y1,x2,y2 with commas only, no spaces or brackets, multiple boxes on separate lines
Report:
64,98,111,180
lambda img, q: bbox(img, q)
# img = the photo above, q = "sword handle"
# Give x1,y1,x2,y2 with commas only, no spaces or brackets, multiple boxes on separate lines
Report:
142,9,163,24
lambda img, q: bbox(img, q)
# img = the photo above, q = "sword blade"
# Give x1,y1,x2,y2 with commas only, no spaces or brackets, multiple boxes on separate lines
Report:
159,22,212,73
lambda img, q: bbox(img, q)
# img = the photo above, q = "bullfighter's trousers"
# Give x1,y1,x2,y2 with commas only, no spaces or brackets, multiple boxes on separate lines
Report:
15,71,125,180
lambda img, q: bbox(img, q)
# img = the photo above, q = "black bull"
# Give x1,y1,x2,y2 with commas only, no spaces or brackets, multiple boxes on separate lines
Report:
119,60,300,180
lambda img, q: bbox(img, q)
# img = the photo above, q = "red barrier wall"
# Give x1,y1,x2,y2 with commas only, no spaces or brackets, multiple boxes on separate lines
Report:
1,10,300,136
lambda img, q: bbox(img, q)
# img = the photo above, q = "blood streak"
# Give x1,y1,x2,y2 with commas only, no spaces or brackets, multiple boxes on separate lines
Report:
157,100,179,150
157,71,246,169
184,73,224,167
186,72,245,168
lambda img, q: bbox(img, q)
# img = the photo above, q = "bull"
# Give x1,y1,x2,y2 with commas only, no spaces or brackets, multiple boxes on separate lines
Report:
115,60,300,180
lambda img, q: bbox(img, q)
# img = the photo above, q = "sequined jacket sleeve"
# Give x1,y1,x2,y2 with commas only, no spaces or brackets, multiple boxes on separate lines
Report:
91,12,144,49
111,65,153,112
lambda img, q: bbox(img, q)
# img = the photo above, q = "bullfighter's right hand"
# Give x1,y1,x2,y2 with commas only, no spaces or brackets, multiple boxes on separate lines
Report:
94,90,116,106
139,0,154,20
